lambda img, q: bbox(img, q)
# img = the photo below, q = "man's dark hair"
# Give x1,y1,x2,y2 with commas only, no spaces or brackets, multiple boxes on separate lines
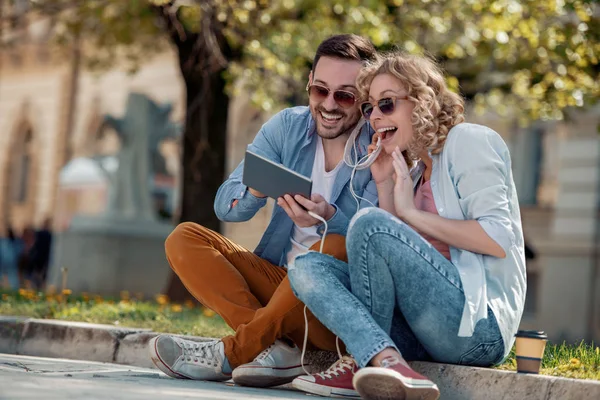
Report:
312,34,376,71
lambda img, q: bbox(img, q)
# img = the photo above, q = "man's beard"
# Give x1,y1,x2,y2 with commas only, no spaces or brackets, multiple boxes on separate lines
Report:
312,107,361,140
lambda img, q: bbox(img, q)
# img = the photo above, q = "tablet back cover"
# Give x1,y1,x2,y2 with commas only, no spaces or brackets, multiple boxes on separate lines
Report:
243,150,312,200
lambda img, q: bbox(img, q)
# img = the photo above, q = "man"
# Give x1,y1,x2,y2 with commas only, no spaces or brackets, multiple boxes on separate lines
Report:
149,34,378,388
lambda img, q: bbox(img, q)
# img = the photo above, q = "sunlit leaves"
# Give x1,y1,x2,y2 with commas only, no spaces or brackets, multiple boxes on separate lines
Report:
34,0,166,73
30,0,599,123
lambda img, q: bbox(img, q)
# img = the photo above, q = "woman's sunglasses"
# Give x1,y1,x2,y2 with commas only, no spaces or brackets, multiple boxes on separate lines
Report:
360,96,409,120
306,84,358,109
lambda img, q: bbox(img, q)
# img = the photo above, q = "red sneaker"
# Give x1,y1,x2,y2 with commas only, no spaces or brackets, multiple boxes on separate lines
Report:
352,357,440,400
292,356,360,398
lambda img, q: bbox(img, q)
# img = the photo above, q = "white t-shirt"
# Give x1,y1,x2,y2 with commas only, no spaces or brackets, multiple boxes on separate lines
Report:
286,137,343,265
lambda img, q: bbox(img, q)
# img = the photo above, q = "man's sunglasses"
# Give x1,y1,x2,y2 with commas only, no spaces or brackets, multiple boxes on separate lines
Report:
360,96,409,120
306,84,358,109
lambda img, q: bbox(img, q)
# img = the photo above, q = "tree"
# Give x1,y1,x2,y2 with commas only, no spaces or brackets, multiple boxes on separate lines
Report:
4,0,598,300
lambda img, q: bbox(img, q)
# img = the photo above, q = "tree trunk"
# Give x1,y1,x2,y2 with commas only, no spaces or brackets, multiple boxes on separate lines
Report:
178,76,229,226
165,42,230,302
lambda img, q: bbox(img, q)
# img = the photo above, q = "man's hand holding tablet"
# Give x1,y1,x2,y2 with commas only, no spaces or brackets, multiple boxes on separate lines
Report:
242,150,334,227
277,193,334,228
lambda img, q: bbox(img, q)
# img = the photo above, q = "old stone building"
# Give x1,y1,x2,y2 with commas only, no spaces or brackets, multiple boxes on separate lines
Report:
0,12,185,233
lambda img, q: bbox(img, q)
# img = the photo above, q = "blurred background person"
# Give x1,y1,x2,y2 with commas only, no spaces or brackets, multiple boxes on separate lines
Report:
0,224,24,290
19,226,37,290
27,218,54,290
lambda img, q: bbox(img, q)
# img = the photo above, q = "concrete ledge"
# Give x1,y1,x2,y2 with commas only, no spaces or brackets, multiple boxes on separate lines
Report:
6,318,151,363
0,316,28,354
115,331,214,369
1,316,599,400
412,362,600,400
115,331,157,369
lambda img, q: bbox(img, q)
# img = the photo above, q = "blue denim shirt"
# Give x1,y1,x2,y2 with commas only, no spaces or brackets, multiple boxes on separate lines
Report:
214,106,378,266
412,123,526,359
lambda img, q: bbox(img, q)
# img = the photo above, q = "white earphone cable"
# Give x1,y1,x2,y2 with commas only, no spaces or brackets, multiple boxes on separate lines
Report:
298,120,378,376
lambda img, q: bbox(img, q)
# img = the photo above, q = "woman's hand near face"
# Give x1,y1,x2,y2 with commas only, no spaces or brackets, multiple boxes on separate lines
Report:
368,133,396,214
392,147,417,219
369,132,394,185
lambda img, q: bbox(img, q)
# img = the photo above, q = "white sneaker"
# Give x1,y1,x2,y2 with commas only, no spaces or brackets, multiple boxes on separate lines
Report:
232,339,304,387
148,335,231,381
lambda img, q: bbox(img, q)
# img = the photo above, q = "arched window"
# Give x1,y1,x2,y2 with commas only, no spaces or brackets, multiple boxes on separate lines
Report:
9,128,33,203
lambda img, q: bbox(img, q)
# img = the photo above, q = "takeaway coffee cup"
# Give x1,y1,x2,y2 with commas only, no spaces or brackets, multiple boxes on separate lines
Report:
515,330,548,374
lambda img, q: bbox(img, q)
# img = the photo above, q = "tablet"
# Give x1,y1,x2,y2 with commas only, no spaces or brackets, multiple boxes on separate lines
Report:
242,150,312,200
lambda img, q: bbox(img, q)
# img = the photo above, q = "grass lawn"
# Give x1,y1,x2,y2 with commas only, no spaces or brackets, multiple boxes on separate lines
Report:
0,289,233,338
1,289,598,380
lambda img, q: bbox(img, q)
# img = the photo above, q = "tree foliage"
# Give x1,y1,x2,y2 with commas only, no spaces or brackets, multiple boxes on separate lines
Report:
25,0,598,125
223,0,600,125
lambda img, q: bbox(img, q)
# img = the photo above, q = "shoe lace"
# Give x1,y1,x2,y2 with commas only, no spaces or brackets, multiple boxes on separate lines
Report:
315,356,356,379
297,224,343,376
181,340,220,367
256,344,274,361
300,304,345,375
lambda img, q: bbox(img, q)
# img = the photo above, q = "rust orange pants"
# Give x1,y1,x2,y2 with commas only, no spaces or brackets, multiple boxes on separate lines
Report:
164,222,347,368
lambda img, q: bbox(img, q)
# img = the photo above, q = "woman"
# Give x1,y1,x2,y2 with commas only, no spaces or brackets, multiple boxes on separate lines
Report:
288,52,526,400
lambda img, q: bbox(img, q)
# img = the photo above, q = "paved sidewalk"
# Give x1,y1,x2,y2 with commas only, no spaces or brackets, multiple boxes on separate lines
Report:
0,353,325,400
2,317,600,400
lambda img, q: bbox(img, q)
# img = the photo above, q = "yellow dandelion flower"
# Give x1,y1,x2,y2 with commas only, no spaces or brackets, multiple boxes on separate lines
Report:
569,358,581,367
81,292,90,302
18,288,26,296
185,300,195,309
203,308,216,318
62,289,72,296
155,294,169,305
94,296,104,304
171,304,183,313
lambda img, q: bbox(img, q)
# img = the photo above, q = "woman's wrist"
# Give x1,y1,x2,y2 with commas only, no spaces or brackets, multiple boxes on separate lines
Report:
399,207,421,224
376,178,395,193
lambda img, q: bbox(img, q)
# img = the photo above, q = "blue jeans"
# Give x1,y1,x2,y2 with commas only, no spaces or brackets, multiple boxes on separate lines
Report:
289,208,504,368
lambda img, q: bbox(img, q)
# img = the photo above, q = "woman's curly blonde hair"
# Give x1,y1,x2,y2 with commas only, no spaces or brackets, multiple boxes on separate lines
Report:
357,52,465,160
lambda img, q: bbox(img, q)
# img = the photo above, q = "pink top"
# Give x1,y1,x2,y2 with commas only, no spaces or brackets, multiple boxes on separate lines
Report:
413,179,451,260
